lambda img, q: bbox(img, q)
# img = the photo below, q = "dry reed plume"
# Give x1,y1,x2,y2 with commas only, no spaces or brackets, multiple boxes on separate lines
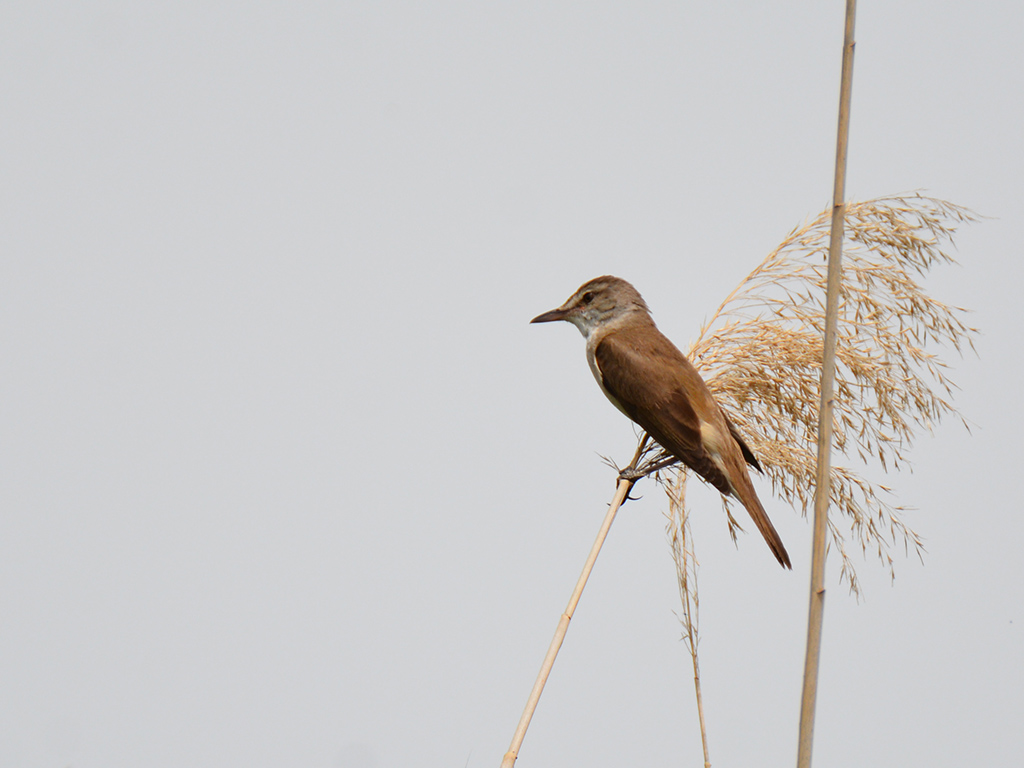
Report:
649,194,977,763
657,194,977,595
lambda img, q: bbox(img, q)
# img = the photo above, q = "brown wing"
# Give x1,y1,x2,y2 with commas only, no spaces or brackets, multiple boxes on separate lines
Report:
594,325,733,496
595,323,791,569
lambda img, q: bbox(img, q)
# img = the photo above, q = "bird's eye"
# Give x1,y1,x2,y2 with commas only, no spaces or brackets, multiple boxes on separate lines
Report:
581,292,595,305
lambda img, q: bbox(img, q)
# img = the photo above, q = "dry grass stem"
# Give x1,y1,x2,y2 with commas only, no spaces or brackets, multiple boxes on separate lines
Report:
664,472,711,767
501,441,651,768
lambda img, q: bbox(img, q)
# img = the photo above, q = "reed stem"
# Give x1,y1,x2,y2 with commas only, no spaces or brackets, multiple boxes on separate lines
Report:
797,1,857,765
500,440,649,767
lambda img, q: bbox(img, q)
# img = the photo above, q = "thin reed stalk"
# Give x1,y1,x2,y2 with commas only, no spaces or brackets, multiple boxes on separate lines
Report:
500,438,664,768
798,2,857,764
665,472,710,768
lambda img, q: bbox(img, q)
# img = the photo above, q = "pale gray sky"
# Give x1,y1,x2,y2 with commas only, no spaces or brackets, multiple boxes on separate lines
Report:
2,3,1021,767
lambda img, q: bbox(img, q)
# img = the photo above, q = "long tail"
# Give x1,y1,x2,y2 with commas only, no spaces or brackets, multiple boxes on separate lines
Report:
728,456,792,569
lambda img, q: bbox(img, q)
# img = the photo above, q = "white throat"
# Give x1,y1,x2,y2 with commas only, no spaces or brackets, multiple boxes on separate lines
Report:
566,313,600,338
568,307,644,339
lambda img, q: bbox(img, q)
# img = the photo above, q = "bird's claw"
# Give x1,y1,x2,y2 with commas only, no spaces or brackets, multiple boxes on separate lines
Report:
616,468,646,504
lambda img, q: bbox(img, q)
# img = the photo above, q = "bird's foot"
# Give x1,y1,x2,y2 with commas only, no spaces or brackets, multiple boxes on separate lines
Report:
616,469,646,503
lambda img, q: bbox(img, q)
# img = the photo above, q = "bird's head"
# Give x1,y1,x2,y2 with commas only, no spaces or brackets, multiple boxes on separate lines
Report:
530,275,650,338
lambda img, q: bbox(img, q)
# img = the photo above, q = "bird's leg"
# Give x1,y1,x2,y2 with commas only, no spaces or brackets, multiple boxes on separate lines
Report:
622,455,679,481
616,433,661,503
642,455,681,476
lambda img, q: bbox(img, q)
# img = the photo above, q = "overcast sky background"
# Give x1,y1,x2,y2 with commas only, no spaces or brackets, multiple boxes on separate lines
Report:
2,2,1022,767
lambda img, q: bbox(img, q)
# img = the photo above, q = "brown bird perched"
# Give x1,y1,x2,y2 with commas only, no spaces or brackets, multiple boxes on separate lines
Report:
531,275,792,569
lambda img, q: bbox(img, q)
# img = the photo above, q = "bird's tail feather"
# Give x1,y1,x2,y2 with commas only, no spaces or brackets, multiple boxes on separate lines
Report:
731,466,792,569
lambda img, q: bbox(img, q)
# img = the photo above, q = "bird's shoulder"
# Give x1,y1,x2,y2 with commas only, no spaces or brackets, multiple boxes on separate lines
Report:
593,322,704,404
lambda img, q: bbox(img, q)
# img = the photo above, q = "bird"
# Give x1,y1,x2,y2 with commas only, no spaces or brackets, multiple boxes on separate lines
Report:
531,275,791,568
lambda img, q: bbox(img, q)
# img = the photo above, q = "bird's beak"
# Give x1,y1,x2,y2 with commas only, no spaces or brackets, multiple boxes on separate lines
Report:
530,307,569,324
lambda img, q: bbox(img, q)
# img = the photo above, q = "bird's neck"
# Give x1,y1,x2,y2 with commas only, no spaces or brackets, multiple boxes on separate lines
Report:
572,307,653,340
584,310,656,360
